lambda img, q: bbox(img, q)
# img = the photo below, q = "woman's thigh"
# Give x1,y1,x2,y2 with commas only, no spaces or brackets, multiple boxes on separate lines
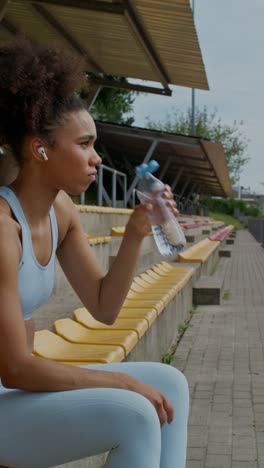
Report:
0,372,161,468
89,362,189,468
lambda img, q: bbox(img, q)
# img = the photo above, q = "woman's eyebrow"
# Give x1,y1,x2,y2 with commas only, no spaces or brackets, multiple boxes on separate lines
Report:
78,134,96,141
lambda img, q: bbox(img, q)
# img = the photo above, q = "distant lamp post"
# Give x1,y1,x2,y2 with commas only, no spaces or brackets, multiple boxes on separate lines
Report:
191,0,195,135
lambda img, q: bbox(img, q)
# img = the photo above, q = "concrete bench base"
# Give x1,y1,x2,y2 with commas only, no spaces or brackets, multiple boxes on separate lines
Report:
193,275,224,305
219,248,231,258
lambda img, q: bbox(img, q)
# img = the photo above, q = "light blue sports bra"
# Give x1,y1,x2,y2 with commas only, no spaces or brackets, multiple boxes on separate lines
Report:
0,187,58,321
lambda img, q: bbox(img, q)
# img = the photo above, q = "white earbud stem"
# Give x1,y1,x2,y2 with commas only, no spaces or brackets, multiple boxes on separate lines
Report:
38,146,48,161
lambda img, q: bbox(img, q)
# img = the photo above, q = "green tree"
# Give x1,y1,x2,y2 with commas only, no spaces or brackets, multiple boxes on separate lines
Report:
146,106,250,185
80,74,136,125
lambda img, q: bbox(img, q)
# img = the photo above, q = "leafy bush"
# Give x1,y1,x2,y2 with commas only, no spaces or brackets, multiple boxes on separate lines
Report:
201,196,261,218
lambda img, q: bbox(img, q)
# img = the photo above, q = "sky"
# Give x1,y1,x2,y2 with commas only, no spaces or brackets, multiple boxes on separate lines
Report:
131,0,264,194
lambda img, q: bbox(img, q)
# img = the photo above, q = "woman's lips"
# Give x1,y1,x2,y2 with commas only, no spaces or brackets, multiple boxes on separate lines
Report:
88,174,96,182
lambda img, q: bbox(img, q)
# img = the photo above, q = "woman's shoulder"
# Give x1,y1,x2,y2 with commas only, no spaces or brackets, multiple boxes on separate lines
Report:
0,210,21,263
0,197,20,239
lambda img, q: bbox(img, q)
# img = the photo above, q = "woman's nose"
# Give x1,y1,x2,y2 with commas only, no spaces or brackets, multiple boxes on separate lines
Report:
92,149,102,166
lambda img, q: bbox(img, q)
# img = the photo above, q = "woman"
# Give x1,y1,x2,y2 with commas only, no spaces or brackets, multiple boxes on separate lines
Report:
0,37,189,468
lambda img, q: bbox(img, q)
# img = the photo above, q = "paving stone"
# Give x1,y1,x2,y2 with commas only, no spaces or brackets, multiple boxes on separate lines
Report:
187,447,206,460
207,443,232,455
186,461,204,468
205,454,231,467
232,463,257,468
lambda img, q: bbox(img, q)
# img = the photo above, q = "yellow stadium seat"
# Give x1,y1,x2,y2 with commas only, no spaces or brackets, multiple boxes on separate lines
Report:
54,318,138,356
33,330,125,363
118,307,157,327
73,308,148,339
122,297,164,315
178,238,220,263
111,226,126,236
87,235,112,245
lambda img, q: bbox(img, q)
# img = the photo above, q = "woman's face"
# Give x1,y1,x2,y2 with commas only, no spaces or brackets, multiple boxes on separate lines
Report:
47,109,102,195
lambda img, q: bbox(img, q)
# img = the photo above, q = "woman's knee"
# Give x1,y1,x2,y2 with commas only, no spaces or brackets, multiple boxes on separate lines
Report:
152,363,189,395
165,365,188,393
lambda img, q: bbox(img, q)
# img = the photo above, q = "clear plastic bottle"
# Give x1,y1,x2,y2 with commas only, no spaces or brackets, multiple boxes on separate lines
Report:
136,160,186,257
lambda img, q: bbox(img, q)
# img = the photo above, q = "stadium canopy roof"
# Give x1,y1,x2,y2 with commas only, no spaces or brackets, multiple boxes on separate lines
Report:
0,0,209,96
95,121,233,198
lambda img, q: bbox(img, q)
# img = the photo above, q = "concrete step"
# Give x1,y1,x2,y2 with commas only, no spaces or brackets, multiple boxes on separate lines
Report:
193,275,224,306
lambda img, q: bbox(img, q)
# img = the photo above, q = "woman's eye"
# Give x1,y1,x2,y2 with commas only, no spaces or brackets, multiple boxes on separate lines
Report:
80,141,89,148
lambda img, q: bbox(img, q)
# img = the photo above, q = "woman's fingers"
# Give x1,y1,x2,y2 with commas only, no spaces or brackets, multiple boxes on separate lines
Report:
162,396,174,424
155,395,174,427
162,185,180,215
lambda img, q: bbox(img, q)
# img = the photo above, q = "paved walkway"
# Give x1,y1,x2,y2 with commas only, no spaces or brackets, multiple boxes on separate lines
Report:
174,230,264,468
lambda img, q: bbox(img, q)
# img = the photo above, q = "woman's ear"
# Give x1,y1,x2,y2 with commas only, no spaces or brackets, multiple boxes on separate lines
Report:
30,137,49,162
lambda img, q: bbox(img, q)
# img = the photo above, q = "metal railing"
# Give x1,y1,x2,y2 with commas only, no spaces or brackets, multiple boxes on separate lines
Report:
80,163,208,215
97,164,127,208
130,190,208,216
80,164,127,207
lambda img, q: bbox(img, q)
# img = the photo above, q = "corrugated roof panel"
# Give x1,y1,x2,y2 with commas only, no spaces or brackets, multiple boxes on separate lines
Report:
1,0,208,90
44,4,156,79
5,1,77,52
134,0,208,89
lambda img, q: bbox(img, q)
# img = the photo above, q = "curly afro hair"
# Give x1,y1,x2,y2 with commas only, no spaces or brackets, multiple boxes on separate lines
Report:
0,35,88,164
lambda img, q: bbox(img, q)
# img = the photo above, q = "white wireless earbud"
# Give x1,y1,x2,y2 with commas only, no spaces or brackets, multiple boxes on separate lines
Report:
38,146,48,161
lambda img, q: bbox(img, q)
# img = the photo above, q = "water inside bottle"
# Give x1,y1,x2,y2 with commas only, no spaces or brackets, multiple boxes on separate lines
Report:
152,223,185,257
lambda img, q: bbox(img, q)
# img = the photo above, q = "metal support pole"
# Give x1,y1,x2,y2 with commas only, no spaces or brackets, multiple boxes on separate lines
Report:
180,177,191,198
132,189,136,208
112,170,117,208
80,192,85,205
159,158,171,181
123,177,127,208
185,183,197,203
87,85,102,110
191,0,195,135
171,166,184,191
126,139,158,202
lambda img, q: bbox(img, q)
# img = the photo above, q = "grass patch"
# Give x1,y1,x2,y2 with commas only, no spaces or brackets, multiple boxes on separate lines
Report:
223,290,230,300
162,308,198,363
161,352,176,365
178,322,188,335
209,212,245,230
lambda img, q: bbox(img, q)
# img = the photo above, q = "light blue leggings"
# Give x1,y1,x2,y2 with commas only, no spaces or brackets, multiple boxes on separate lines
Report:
0,362,189,468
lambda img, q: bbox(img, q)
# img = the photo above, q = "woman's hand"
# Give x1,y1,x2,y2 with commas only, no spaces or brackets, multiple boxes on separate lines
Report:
125,184,179,241
162,184,179,217
125,203,153,240
122,373,174,427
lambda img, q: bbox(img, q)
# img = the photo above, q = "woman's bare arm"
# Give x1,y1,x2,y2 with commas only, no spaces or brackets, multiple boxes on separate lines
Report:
56,192,152,324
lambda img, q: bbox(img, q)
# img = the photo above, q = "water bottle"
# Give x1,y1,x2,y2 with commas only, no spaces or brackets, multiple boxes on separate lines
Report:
135,160,186,257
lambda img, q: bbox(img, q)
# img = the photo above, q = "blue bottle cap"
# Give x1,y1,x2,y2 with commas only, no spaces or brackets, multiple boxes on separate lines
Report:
135,160,160,177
